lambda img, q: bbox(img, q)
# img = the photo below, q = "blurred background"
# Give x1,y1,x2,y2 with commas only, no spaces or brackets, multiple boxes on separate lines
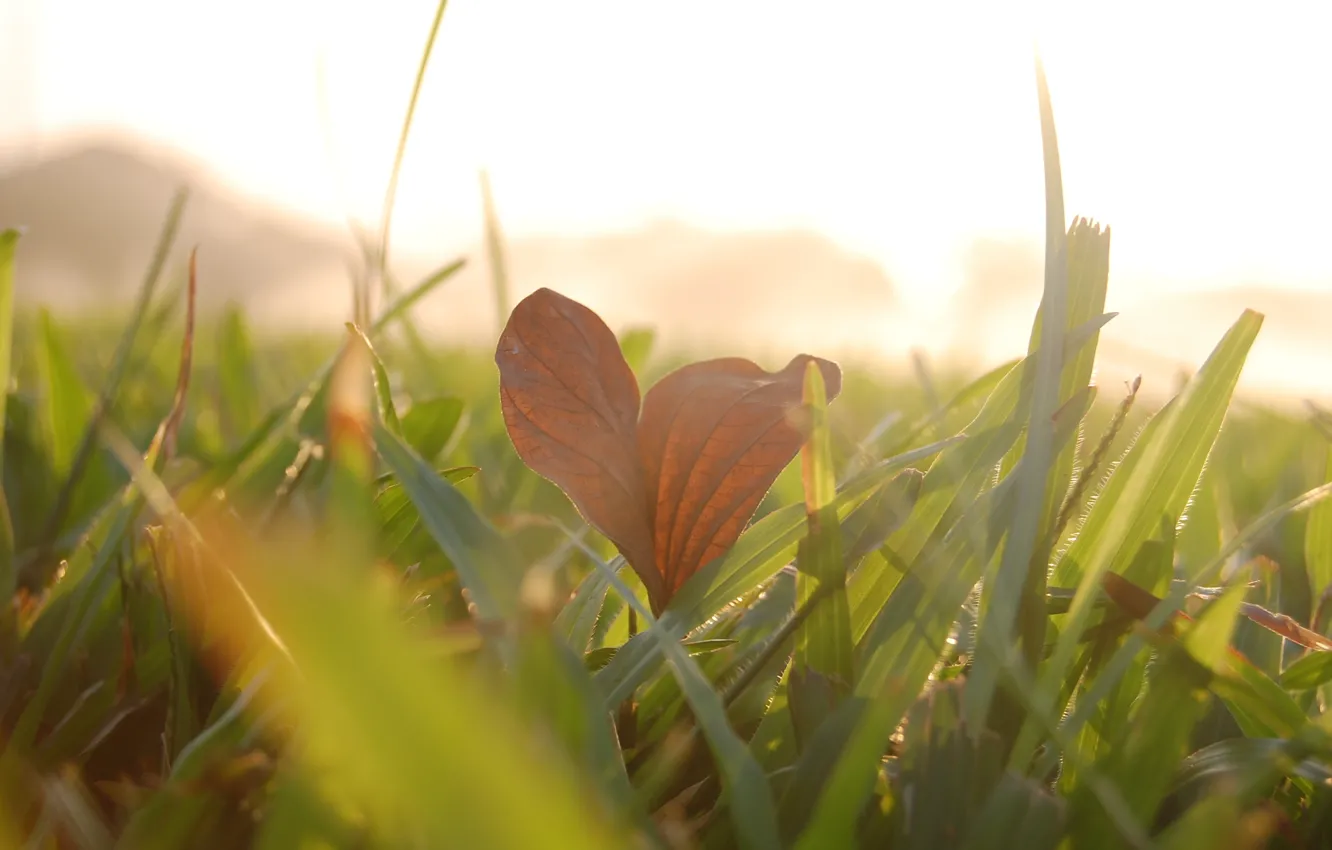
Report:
0,0,1328,403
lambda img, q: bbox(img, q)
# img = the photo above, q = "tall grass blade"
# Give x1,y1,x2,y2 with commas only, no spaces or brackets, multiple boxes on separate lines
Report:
0,229,18,614
1014,309,1263,768
29,190,188,590
480,170,512,332
789,362,854,746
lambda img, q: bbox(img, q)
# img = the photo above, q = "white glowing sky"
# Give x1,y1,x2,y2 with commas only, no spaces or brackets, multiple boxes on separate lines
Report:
2,0,1330,397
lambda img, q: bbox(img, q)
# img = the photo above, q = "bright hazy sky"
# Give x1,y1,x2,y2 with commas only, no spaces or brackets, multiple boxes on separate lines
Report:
3,0,1331,396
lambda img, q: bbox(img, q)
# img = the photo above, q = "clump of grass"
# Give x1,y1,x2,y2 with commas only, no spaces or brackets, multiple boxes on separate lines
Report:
4,13,1332,850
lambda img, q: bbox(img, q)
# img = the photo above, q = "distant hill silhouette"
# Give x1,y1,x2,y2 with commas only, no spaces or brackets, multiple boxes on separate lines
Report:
3,136,901,352
0,137,355,311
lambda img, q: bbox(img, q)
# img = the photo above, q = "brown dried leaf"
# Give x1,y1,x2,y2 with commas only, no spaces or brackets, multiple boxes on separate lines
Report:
639,355,841,597
496,288,842,614
496,288,660,603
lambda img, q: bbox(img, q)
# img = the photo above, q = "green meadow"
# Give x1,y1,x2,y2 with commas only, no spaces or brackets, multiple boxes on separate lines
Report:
3,19,1332,849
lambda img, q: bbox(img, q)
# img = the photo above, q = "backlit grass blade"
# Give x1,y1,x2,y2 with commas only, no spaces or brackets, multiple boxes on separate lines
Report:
849,312,1110,643
789,362,854,746
347,323,402,435
0,229,18,613
370,257,466,335
792,393,1088,845
1068,580,1247,849
583,544,782,850
1307,441,1332,626
30,190,188,588
1013,309,1263,768
36,310,95,477
235,535,626,849
400,396,465,461
374,423,525,624
480,170,512,332
975,55,1072,688
596,435,959,707
216,304,259,441
556,555,617,652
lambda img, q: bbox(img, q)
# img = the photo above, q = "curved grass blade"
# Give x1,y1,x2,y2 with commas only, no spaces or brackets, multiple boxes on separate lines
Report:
581,539,782,850
374,423,524,625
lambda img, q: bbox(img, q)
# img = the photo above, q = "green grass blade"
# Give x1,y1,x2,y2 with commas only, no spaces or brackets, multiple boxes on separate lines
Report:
240,537,626,849
0,229,18,612
1014,309,1263,768
400,396,465,462
789,361,854,746
596,435,959,707
1307,441,1332,623
377,0,449,281
585,545,782,850
36,309,95,478
975,54,1072,683
369,258,466,335
557,555,617,652
480,170,512,333
374,423,524,624
31,190,187,579
347,323,402,435
216,304,259,440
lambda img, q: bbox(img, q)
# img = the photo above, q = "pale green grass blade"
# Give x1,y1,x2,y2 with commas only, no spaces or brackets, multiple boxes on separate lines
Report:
348,323,402,434
556,555,617,652
0,229,18,610
30,190,187,583
480,170,511,332
849,312,1110,644
789,362,854,746
374,423,524,623
400,396,465,461
974,56,1072,697
1013,309,1263,768
370,257,466,335
241,538,626,849
1307,441,1332,619
216,304,259,440
35,310,94,477
618,327,656,376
